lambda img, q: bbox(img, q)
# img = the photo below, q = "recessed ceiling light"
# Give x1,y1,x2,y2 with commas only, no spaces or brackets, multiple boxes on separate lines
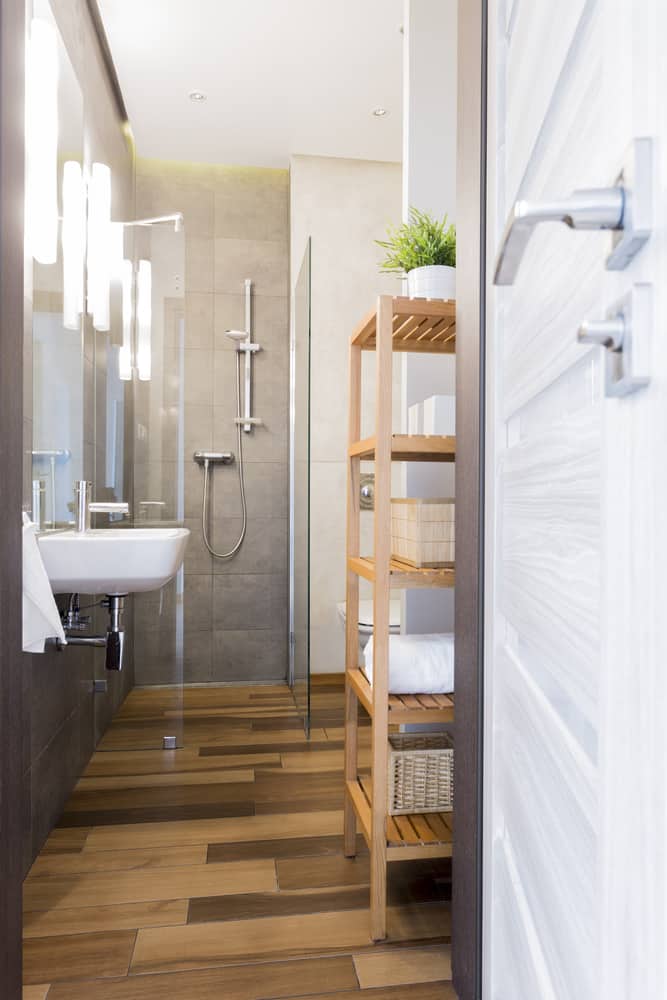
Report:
189,90,206,102
372,107,388,117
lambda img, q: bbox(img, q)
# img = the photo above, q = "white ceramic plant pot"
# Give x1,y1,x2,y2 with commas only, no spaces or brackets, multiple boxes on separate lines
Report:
406,264,456,300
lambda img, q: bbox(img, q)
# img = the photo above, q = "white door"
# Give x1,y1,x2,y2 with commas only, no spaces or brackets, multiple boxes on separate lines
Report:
484,1,667,998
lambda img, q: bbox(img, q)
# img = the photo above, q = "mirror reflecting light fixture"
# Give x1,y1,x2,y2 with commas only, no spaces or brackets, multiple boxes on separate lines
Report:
119,259,134,381
26,18,59,264
62,161,86,330
87,162,112,331
110,222,133,380
136,259,152,381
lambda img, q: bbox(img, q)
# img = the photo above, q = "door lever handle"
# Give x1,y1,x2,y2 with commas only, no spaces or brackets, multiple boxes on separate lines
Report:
577,318,624,351
494,187,624,285
576,287,651,398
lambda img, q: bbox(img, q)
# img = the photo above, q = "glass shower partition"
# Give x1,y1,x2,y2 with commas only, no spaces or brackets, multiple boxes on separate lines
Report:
106,216,186,749
290,238,311,733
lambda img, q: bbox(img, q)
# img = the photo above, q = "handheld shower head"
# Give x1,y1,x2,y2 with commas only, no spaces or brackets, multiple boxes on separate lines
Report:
225,329,247,343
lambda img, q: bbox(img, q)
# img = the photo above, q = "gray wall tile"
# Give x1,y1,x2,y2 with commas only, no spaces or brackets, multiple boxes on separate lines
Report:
213,573,287,631
212,629,287,683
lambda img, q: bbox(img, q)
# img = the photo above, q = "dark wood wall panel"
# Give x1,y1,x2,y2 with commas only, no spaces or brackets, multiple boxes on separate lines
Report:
453,1,487,998
0,0,26,994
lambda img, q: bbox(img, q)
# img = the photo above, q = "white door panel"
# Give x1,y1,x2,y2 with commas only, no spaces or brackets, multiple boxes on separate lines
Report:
485,0,667,996
495,648,596,999
505,0,590,202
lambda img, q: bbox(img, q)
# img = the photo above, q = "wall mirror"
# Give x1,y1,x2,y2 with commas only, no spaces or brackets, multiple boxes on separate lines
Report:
29,0,85,528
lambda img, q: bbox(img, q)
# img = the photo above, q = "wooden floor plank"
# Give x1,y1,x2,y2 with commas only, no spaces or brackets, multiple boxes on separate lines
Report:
188,885,370,924
200,739,340,757
23,930,136,985
22,986,50,1000
206,833,367,865
24,859,276,911
277,854,371,891
45,955,358,1000
84,750,281,778
65,780,257,813
282,988,455,1000
353,944,452,988
28,844,207,878
60,799,256,828
23,900,188,939
131,902,450,975
83,810,343,853
75,768,255,792
40,828,90,855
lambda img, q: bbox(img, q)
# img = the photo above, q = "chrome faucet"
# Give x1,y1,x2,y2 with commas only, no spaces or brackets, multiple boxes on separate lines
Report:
73,481,129,533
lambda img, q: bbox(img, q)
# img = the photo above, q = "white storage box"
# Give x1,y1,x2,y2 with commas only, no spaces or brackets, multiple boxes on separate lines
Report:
423,394,455,435
408,401,423,435
391,497,455,568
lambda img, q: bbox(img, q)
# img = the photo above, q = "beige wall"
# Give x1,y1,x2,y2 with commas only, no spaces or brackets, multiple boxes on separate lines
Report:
290,154,402,674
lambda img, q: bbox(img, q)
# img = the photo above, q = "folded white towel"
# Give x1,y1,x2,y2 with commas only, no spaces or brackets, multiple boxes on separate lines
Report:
363,633,454,694
22,513,66,653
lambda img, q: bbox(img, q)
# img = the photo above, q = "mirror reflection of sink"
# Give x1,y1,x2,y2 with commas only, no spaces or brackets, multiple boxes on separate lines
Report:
37,527,190,595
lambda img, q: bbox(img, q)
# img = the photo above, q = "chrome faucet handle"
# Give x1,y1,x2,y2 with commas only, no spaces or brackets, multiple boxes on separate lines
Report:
73,480,92,532
89,502,129,514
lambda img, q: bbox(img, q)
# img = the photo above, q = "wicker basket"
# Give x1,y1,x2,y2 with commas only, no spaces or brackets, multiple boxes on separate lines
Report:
391,498,455,568
387,732,454,815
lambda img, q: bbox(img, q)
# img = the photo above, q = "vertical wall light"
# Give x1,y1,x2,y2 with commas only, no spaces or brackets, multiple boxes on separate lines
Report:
110,222,133,380
61,161,86,330
119,259,134,381
136,259,152,381
87,162,112,331
26,18,59,265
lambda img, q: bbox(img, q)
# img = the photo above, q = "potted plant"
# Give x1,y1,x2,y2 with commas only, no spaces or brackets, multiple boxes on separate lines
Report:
376,207,456,300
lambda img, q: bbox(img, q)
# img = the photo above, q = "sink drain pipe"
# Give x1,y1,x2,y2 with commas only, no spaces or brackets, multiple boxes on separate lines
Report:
58,594,126,671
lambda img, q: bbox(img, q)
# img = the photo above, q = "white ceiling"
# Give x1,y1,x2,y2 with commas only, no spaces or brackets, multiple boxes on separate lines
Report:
97,0,404,168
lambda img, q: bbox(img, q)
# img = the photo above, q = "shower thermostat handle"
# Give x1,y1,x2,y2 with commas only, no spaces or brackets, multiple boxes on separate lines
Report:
193,451,234,465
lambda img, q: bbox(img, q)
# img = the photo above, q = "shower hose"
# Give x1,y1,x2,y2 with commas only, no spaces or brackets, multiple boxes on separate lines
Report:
201,348,247,558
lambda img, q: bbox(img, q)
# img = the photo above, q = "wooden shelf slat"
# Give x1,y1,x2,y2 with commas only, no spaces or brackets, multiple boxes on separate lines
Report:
347,777,453,862
348,556,455,589
350,295,456,353
349,434,456,463
346,668,454,724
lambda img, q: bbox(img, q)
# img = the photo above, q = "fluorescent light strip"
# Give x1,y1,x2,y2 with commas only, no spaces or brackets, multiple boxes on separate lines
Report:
136,259,152,381
62,161,86,330
119,259,134,381
87,162,112,331
27,18,59,265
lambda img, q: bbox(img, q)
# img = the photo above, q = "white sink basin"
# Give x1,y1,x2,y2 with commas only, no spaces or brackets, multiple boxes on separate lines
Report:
37,527,190,595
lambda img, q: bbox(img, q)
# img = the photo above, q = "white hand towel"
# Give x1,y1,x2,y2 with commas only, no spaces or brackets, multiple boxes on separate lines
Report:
22,513,66,653
363,633,454,694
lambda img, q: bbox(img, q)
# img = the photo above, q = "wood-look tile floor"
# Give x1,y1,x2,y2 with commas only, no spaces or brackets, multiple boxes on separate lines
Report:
23,677,456,999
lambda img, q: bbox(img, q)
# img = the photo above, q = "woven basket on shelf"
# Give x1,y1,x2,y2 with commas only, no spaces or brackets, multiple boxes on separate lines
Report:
387,732,454,815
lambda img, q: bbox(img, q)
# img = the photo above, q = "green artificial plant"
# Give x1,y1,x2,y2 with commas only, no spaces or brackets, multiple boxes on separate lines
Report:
376,207,456,275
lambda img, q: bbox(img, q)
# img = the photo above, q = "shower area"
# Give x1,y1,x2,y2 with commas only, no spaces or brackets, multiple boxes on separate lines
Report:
115,159,307,745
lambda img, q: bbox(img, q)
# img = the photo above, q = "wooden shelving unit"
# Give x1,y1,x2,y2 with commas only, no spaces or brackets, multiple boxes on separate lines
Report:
344,294,456,941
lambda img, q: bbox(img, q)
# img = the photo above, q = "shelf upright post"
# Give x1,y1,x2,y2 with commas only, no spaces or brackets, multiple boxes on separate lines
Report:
344,336,362,858
370,294,393,941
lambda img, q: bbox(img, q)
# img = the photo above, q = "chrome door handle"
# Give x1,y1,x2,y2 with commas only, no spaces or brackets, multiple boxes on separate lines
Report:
494,187,624,285
576,287,651,397
577,318,624,351
494,140,654,286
